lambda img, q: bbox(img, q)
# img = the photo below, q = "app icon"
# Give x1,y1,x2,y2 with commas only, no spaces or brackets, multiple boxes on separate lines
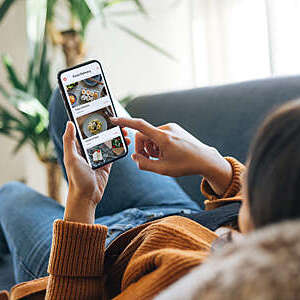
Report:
63,77,67,81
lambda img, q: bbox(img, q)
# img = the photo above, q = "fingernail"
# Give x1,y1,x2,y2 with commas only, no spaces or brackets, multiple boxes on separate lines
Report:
131,154,137,161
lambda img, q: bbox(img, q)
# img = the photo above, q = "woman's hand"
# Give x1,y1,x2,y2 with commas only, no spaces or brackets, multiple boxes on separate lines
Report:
111,117,232,195
63,121,130,224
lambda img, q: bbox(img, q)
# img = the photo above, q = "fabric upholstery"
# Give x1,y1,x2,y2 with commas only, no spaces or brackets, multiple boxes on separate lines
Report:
126,75,300,204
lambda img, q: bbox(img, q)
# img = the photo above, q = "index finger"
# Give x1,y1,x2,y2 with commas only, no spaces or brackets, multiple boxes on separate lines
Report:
111,117,162,141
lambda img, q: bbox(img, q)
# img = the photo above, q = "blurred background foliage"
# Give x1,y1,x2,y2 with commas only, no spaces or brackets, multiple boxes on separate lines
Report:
0,0,176,199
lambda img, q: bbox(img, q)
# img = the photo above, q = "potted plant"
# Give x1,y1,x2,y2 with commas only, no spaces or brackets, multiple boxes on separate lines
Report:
0,43,62,200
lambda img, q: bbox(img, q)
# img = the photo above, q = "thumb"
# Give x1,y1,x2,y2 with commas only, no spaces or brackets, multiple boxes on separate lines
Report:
132,153,166,174
63,121,77,162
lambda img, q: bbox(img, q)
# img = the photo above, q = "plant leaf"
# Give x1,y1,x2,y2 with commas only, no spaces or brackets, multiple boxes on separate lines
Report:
26,0,47,61
9,89,49,130
112,22,177,61
132,0,147,16
2,55,26,91
84,0,107,26
0,0,17,23
46,0,58,21
0,103,26,141
26,59,35,92
34,42,52,108
103,0,130,7
13,132,29,153
0,103,21,123
0,83,9,98
68,0,93,36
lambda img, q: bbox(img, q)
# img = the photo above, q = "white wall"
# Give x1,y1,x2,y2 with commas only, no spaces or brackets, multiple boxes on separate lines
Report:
193,0,271,86
0,1,28,185
50,0,195,99
0,0,196,193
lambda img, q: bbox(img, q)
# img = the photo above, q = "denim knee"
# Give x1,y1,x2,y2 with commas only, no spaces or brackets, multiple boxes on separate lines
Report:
0,181,29,214
48,88,68,141
0,181,28,254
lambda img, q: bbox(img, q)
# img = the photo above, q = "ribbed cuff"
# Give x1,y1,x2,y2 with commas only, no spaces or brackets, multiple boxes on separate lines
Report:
47,220,107,277
0,291,9,300
201,157,244,200
222,157,244,198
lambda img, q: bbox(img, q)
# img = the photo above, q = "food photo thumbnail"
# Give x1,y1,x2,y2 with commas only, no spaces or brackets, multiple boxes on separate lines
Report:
67,74,107,108
76,105,115,140
87,136,125,168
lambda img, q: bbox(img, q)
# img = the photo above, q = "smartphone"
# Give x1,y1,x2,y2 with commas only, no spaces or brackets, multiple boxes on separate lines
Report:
57,60,128,169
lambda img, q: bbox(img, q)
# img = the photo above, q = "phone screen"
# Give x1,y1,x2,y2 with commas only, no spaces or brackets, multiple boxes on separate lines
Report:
58,60,128,169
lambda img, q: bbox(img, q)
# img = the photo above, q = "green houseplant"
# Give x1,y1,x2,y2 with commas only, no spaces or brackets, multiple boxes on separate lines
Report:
0,0,176,201
0,43,62,200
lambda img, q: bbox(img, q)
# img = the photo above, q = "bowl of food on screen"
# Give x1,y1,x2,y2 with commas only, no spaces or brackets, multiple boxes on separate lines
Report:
84,74,103,87
80,89,99,103
68,93,77,106
83,114,108,137
112,137,125,155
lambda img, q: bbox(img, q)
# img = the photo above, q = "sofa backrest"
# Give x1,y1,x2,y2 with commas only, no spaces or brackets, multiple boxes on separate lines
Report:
126,75,300,206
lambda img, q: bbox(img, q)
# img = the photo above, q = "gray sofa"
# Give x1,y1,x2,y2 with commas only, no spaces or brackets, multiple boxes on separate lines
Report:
1,75,300,291
126,75,300,205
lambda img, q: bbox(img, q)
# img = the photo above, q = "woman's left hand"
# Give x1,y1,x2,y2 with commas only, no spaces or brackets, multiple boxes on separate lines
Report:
63,121,130,224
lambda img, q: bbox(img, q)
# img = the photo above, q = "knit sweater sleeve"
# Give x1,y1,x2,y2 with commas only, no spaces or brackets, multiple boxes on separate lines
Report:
45,220,108,300
201,157,245,210
0,291,9,300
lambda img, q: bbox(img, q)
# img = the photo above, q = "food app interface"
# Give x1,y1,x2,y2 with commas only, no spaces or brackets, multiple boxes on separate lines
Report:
60,62,126,168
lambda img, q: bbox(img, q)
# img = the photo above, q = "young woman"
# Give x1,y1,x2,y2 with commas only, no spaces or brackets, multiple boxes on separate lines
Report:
157,99,300,300
0,91,299,299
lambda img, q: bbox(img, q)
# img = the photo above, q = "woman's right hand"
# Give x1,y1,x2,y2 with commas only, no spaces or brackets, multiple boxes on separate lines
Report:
111,117,232,195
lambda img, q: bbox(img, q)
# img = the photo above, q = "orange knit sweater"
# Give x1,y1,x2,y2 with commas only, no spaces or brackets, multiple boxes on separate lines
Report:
1,158,244,299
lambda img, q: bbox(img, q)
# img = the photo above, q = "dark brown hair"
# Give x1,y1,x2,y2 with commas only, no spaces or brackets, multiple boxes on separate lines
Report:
247,99,300,228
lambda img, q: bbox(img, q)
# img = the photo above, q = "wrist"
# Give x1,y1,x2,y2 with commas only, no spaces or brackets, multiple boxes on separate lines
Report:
64,191,97,224
200,148,233,196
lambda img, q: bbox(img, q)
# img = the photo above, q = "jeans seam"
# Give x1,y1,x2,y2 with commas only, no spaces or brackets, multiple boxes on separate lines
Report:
18,257,37,280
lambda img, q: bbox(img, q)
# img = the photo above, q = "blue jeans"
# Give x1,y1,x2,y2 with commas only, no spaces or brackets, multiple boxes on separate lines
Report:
0,89,201,284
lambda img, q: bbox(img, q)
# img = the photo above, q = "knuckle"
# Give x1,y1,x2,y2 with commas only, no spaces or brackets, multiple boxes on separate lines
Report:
160,132,172,145
168,122,179,131
164,122,177,129
135,131,143,139
136,118,145,127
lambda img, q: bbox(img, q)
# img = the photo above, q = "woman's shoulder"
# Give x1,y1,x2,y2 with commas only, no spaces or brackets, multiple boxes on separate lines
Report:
156,219,300,300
